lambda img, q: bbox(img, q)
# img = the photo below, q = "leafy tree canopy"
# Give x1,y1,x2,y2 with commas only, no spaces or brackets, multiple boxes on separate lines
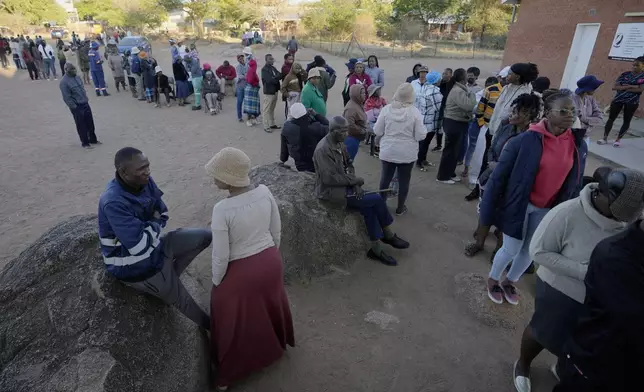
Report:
0,0,68,25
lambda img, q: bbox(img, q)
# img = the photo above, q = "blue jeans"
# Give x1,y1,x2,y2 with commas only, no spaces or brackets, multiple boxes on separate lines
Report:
44,58,57,79
346,193,394,241
344,136,360,161
463,121,481,167
489,203,549,282
236,85,245,120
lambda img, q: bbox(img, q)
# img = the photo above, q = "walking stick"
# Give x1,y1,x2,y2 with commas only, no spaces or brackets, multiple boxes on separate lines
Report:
346,188,393,198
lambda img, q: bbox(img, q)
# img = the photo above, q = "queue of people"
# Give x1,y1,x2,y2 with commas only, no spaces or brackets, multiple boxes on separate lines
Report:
79,36,644,392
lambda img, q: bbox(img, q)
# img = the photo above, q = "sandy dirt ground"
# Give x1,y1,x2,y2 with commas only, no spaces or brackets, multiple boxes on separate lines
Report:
0,43,610,392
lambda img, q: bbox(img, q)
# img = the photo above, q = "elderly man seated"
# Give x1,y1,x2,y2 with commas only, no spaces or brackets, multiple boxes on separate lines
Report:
312,116,410,266
280,103,329,172
215,60,237,96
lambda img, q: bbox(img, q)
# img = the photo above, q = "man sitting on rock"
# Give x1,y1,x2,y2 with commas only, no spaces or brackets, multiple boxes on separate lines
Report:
313,116,410,266
280,103,329,172
98,147,212,329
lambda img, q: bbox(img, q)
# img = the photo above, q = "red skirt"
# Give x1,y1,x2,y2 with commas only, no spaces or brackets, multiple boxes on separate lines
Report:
210,247,295,386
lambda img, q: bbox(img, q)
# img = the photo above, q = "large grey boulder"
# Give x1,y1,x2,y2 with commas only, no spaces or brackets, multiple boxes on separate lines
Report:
249,163,370,280
0,215,209,392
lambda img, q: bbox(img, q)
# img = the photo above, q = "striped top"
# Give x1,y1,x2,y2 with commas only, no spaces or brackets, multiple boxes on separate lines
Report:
476,83,502,127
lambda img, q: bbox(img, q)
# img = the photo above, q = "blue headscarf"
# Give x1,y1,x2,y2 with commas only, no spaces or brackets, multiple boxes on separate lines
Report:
426,71,441,85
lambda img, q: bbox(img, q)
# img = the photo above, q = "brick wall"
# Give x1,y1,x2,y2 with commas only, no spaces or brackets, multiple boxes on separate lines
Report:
502,0,644,116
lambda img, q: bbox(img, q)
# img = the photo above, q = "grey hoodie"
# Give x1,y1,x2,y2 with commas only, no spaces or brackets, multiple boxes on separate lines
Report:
530,183,629,303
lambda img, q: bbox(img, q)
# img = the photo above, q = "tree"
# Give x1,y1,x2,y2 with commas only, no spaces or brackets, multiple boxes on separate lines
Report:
76,0,166,30
0,0,68,25
461,0,512,41
215,0,258,31
391,0,451,25
301,0,356,38
158,0,216,38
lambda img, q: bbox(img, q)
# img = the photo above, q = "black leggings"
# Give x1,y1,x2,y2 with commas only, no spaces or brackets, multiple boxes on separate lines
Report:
437,118,468,181
26,61,38,80
379,161,414,210
604,101,639,140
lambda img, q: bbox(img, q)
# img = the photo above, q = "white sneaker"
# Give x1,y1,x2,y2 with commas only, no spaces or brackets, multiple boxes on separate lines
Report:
436,179,456,185
451,176,462,182
513,360,531,392
246,120,253,127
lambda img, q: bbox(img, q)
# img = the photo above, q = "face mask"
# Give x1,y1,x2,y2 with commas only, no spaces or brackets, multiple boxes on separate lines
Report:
467,78,476,85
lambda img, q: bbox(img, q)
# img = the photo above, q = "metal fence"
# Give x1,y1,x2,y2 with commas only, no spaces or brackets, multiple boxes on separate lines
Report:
296,37,504,60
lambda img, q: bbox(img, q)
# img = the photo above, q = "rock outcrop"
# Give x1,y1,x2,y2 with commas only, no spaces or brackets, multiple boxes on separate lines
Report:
249,163,370,281
0,215,209,392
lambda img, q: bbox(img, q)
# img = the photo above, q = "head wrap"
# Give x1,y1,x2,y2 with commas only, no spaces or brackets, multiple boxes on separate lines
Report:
426,71,441,85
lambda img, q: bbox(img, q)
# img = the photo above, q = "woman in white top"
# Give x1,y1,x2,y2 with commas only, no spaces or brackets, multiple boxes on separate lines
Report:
511,167,644,392
374,82,428,215
204,147,294,391
488,63,539,136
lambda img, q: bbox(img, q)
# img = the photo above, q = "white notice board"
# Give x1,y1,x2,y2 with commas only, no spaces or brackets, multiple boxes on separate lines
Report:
609,23,644,61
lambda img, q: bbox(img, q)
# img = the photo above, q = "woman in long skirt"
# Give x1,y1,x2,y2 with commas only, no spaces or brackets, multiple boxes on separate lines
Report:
204,147,294,391
172,57,190,106
243,58,261,126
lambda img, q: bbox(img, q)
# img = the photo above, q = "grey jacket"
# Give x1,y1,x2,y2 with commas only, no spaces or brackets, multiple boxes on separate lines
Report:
365,66,384,87
316,68,336,101
443,82,477,122
107,54,125,78
59,75,88,110
312,134,362,205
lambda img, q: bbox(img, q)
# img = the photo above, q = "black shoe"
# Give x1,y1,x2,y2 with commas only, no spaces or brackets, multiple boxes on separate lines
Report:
431,146,442,152
102,91,110,96
270,125,280,129
138,98,147,101
95,91,101,97
525,262,536,275
465,186,480,201
192,105,202,111
381,234,410,249
367,249,398,266
395,206,408,216
89,140,102,145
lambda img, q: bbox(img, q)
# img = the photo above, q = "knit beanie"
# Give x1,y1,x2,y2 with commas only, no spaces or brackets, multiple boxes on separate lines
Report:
601,168,644,222
393,82,415,106
204,147,251,188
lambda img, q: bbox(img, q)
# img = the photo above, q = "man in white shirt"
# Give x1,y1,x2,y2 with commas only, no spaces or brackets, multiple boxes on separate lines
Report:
9,38,23,69
39,40,57,80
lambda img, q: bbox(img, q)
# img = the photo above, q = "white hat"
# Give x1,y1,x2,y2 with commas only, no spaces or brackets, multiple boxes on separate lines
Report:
307,68,320,79
289,103,307,119
204,147,251,188
155,66,162,73
131,47,140,54
242,46,253,55
497,66,511,78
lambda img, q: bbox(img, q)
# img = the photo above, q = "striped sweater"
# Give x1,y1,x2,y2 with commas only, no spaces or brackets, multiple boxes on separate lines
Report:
98,176,168,281
475,83,502,127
